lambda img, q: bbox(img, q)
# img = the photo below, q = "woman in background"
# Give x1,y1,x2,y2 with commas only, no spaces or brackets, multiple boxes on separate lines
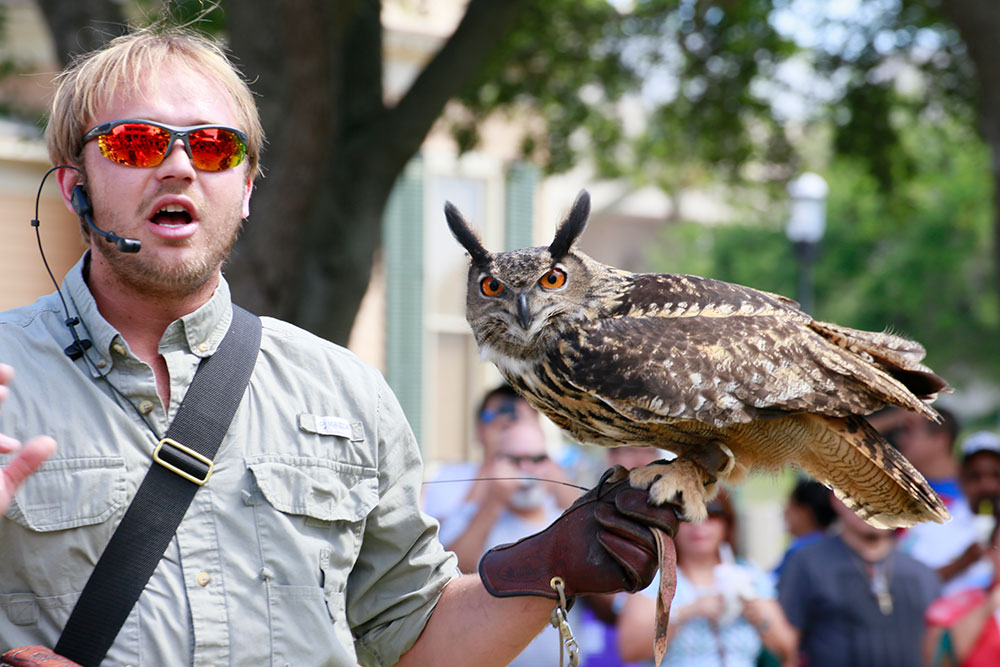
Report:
617,491,797,667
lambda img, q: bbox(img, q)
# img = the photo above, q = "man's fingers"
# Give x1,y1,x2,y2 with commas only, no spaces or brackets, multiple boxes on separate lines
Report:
3,436,56,493
0,432,21,453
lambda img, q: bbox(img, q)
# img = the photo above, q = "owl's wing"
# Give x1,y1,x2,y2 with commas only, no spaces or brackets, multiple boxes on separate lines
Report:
557,274,939,428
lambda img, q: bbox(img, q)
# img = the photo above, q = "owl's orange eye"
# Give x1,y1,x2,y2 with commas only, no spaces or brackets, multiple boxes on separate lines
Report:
539,268,567,290
480,276,505,297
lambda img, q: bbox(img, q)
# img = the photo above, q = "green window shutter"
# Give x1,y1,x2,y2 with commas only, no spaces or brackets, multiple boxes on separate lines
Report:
383,156,424,443
505,161,539,250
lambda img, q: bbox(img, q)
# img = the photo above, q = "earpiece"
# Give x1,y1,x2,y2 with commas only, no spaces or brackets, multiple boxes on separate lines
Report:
71,184,141,253
70,184,92,217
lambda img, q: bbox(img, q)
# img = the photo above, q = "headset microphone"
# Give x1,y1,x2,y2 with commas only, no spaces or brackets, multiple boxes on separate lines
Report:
70,185,141,253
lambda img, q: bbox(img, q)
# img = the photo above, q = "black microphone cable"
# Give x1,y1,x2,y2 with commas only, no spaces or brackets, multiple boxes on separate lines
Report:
31,164,158,437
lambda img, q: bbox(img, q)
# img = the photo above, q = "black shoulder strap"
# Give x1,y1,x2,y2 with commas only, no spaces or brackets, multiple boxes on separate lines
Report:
54,306,262,667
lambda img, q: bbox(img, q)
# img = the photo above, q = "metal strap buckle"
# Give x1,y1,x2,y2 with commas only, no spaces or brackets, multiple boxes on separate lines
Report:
152,437,214,485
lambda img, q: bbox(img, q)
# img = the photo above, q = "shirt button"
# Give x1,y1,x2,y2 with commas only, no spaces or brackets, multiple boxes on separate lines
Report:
96,359,107,369
138,400,154,415
112,342,127,356
197,571,211,587
198,342,210,353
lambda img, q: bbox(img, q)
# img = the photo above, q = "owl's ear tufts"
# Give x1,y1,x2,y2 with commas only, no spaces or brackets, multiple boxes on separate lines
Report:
445,201,491,267
548,190,590,261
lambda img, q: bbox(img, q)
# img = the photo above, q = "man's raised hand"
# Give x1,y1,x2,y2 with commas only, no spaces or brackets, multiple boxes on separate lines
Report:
0,363,56,514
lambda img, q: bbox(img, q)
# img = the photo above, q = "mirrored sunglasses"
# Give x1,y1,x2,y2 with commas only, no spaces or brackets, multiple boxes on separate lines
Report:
480,399,519,424
82,119,248,172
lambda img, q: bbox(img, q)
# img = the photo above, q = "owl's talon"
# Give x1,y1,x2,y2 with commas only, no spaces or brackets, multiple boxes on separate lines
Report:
717,443,736,477
628,459,712,523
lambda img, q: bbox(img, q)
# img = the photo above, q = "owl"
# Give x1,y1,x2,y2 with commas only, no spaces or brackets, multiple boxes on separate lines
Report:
445,190,949,528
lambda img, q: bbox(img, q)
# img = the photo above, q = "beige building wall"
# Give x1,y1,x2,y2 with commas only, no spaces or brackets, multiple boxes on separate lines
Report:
0,2,84,310
0,143,87,311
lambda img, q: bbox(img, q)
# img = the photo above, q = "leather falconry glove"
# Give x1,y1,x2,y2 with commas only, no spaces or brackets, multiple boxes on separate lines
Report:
479,464,679,600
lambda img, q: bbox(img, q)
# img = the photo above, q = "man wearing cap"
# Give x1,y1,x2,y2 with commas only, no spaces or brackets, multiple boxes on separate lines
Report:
922,431,1000,665
960,430,1000,524
875,407,985,595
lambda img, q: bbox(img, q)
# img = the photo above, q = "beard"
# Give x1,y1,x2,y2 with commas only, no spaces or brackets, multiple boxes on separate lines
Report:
92,208,244,299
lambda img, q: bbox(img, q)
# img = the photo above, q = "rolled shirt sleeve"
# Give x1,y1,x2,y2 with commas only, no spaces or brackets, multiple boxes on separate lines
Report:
348,375,461,665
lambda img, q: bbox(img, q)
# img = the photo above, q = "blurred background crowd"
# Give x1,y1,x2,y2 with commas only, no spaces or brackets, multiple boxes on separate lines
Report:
421,385,1000,666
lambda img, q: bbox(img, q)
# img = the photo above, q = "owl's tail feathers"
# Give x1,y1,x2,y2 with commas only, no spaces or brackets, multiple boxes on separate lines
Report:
796,413,950,529
810,320,949,409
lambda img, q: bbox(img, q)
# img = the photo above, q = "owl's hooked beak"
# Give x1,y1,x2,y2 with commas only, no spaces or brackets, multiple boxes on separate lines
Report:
516,293,532,330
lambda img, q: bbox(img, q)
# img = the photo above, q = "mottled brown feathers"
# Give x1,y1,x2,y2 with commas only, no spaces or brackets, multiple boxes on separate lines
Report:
447,189,950,527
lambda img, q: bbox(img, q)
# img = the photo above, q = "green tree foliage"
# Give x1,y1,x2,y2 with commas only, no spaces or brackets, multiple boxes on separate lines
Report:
455,0,796,190
647,115,998,384
810,0,976,192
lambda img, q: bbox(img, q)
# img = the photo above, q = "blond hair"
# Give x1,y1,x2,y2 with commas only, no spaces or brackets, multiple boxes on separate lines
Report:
47,26,263,179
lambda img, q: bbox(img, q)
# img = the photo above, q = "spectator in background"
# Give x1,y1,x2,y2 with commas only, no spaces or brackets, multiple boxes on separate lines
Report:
440,409,585,665
923,430,1000,666
617,490,797,667
778,491,941,667
422,384,576,530
959,430,1000,535
872,407,983,595
924,521,1000,666
774,478,836,578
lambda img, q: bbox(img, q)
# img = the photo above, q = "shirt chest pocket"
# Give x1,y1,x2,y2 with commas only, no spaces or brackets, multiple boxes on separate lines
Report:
245,455,379,592
5,456,127,532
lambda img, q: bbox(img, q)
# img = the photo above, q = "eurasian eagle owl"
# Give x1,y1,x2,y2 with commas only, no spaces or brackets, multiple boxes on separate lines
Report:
446,190,949,528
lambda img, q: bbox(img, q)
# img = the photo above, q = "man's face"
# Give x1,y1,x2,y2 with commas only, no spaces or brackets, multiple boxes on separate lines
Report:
476,396,538,460
961,452,1000,513
494,419,549,472
64,66,253,298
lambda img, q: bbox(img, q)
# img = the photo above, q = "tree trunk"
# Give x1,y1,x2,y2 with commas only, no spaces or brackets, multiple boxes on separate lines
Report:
224,0,531,344
36,0,125,66
940,0,1000,308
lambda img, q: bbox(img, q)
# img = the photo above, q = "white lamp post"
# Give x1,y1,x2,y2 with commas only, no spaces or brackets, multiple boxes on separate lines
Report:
785,172,828,314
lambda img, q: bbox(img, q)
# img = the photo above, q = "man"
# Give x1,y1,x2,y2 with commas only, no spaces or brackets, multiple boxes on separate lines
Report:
922,430,1000,664
773,478,835,578
952,430,1000,588
443,409,574,572
873,406,983,594
422,383,575,528
959,430,1000,523
0,27,674,666
777,493,941,667
442,413,585,664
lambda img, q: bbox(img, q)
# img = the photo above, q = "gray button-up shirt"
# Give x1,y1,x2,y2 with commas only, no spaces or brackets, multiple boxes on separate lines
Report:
0,254,459,666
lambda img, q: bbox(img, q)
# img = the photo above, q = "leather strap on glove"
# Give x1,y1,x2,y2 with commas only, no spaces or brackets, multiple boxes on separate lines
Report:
479,465,679,600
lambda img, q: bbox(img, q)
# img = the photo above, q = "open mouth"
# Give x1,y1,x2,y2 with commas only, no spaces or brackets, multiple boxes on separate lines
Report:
151,204,193,227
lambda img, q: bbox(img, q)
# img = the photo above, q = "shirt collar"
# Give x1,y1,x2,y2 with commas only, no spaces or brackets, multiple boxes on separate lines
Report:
62,252,233,363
